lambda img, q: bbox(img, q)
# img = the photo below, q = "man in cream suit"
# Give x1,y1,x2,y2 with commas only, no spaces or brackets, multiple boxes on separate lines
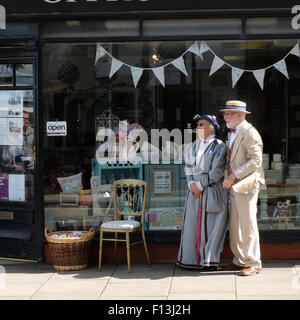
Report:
221,100,265,276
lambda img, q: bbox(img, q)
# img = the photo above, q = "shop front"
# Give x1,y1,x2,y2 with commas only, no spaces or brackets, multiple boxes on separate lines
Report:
0,0,300,261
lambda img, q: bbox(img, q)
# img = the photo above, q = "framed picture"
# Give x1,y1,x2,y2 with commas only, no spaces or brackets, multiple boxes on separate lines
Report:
153,169,172,194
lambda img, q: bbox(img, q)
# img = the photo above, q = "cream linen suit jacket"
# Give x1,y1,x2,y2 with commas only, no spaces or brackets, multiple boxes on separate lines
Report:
229,120,265,194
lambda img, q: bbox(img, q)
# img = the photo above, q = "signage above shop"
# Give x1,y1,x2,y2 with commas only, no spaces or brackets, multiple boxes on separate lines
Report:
0,0,297,15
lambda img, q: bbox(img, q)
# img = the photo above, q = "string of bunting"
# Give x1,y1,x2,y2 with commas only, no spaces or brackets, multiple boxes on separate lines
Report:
95,40,300,90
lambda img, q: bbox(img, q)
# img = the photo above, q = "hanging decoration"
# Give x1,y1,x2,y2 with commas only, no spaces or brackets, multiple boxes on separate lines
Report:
95,40,300,90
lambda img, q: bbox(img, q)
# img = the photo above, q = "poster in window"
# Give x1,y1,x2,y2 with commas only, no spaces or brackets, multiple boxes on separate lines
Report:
0,118,23,146
0,91,24,145
0,91,23,118
0,174,8,200
9,174,25,201
153,170,172,194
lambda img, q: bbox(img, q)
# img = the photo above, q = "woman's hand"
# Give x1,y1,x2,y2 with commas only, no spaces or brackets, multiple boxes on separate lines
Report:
223,173,236,189
190,183,203,199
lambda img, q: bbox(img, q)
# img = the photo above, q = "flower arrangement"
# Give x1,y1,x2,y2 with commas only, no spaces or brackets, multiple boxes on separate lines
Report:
209,139,218,154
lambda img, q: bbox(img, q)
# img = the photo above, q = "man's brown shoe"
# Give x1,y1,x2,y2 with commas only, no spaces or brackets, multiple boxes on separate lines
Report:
239,267,261,276
221,263,244,271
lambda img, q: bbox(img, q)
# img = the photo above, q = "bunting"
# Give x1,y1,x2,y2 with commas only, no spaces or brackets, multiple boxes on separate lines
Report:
209,56,225,76
94,40,300,90
171,56,188,76
131,67,143,88
232,68,244,88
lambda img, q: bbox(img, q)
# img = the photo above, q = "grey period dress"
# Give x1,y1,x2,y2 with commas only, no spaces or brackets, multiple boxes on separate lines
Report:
177,138,228,269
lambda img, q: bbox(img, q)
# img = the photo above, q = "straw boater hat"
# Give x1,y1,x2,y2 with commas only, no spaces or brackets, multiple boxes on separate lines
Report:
220,100,251,114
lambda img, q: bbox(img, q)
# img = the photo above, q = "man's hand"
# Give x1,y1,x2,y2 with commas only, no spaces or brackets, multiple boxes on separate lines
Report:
223,173,236,189
190,183,203,199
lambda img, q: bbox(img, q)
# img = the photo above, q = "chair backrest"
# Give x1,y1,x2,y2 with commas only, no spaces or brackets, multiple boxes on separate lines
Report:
113,179,148,223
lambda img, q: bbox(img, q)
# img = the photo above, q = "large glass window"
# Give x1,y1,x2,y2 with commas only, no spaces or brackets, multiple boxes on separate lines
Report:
0,88,35,202
42,40,300,231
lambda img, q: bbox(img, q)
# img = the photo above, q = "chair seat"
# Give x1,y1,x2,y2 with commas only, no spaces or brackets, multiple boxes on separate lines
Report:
101,220,140,230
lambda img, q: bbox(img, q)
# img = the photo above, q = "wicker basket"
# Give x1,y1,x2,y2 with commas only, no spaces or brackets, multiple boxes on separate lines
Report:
45,227,95,271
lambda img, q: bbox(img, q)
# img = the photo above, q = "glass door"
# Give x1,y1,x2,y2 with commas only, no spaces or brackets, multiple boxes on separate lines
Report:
0,57,42,261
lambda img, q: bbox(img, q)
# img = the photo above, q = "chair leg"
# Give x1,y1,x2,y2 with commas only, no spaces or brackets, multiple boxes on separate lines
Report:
142,229,150,265
126,232,131,272
114,232,118,257
98,230,104,270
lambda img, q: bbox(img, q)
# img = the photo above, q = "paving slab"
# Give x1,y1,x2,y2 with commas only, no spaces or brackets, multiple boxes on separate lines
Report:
31,292,102,300
237,295,300,300
110,263,174,283
99,296,168,300
0,282,43,298
36,278,109,294
167,293,236,300
1,259,300,300
100,282,171,298
170,274,236,294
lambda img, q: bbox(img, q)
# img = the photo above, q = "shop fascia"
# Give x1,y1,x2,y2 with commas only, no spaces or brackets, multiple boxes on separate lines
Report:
43,0,149,3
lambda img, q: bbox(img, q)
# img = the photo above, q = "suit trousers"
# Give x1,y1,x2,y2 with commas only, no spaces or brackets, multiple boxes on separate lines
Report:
229,189,262,269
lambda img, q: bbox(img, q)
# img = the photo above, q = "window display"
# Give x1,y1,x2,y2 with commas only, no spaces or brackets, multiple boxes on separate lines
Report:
0,85,35,202
42,40,300,231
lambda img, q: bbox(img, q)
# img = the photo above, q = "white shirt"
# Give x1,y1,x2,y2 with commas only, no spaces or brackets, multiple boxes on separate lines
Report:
188,135,215,191
229,120,245,148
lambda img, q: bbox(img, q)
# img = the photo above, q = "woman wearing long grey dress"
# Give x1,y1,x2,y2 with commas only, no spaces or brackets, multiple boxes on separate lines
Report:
177,114,228,271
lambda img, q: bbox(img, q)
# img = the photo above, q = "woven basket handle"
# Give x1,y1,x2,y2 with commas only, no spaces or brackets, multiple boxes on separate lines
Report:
45,226,53,239
88,227,95,234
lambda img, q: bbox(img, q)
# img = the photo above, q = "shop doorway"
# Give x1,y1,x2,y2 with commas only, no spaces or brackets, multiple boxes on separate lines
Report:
0,55,43,261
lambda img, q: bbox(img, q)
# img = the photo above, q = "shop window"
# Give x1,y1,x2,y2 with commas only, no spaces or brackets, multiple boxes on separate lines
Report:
16,64,33,87
0,89,35,202
0,64,13,87
143,19,242,36
43,40,300,232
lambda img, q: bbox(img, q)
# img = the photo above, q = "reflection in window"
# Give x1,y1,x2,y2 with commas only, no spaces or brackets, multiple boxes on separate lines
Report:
0,90,35,202
16,64,33,87
42,40,300,232
0,65,13,86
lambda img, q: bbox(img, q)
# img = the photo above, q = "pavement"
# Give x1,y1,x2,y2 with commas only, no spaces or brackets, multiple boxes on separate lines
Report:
0,259,300,301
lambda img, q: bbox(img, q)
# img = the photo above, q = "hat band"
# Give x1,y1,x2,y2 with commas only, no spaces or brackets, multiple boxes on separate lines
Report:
225,105,247,111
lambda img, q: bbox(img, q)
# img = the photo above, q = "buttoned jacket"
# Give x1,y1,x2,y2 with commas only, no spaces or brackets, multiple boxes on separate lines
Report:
228,120,265,194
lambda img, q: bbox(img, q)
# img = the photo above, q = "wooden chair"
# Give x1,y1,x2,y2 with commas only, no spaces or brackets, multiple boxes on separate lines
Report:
98,179,150,272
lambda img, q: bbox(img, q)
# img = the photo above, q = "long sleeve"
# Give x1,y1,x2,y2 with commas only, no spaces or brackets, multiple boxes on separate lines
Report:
233,127,263,180
194,143,227,188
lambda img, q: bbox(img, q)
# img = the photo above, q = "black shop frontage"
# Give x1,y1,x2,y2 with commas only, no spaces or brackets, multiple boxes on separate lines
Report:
0,0,300,262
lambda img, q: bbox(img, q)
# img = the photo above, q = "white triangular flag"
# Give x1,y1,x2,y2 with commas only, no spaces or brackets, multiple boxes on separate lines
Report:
152,66,165,87
171,56,188,76
232,68,244,88
95,44,107,65
109,58,123,79
199,41,210,54
274,59,289,79
188,41,202,59
290,43,300,57
253,69,265,90
131,67,143,88
209,56,224,76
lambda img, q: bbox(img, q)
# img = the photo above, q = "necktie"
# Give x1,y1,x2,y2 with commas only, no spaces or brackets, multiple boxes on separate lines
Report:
228,139,235,175
230,128,236,134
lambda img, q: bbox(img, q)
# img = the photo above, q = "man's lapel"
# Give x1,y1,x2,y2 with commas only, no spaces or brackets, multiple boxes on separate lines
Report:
230,121,249,162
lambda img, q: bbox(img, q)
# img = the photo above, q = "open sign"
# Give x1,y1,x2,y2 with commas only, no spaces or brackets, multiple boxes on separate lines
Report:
46,121,67,136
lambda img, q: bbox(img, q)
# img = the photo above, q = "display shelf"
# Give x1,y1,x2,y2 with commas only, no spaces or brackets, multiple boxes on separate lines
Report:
91,158,143,183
